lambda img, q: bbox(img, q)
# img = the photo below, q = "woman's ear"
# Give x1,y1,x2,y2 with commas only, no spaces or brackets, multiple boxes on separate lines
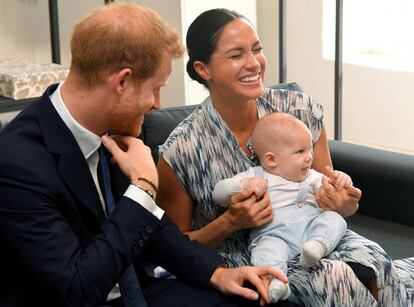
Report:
193,60,211,81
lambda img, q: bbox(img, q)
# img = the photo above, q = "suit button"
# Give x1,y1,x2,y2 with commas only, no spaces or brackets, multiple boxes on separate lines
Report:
138,239,144,247
132,246,139,255
145,226,152,233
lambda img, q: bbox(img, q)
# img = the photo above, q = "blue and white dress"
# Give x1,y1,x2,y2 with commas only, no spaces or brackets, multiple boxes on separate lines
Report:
160,88,413,306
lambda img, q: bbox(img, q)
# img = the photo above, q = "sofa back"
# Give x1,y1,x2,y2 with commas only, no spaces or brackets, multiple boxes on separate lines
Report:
329,140,414,227
141,105,197,162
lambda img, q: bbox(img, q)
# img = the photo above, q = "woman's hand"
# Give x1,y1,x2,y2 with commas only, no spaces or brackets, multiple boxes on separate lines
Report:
316,166,361,217
326,166,353,190
241,177,268,199
225,189,273,231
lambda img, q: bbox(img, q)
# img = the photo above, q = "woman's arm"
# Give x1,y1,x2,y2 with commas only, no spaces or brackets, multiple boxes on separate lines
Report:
157,155,273,248
311,125,333,173
312,125,361,217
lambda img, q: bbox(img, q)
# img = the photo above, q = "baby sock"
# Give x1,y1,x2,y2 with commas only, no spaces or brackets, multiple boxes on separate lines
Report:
268,278,291,303
300,240,327,268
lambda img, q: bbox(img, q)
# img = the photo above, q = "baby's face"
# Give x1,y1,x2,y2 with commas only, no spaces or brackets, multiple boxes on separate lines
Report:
273,128,313,182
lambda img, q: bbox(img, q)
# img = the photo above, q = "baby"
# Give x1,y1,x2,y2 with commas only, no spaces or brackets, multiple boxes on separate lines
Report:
213,112,353,303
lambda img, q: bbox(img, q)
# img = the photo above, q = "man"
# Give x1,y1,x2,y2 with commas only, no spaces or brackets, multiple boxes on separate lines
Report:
0,3,288,307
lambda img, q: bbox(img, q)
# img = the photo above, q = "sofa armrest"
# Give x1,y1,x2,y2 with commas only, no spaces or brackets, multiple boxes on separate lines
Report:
329,140,414,227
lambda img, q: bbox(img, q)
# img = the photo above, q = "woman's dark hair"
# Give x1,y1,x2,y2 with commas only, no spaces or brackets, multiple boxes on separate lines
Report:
186,8,247,87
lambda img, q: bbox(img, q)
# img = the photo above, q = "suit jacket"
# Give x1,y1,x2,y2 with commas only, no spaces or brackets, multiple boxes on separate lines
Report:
0,85,223,307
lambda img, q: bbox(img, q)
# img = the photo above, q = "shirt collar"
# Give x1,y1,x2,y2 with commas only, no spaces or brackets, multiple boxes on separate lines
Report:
49,82,101,159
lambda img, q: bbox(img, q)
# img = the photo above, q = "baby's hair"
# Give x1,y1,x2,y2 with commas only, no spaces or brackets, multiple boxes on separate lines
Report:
252,112,310,161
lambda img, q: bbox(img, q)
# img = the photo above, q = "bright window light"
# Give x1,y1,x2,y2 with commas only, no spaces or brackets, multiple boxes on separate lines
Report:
323,0,414,73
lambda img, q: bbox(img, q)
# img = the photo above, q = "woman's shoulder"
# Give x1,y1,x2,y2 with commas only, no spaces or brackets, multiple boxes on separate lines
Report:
262,86,311,106
260,87,323,117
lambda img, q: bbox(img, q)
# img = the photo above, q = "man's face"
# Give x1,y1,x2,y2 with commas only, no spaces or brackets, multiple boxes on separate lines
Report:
110,53,173,136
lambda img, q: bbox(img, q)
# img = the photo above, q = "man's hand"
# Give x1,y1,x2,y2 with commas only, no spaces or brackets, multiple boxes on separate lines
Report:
210,266,288,306
101,135,158,195
226,190,273,231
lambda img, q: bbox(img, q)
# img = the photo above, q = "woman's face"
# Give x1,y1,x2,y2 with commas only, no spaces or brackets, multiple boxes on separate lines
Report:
202,18,266,102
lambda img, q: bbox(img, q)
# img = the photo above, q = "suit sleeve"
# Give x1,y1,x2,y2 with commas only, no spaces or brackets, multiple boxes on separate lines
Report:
0,159,223,306
139,214,225,286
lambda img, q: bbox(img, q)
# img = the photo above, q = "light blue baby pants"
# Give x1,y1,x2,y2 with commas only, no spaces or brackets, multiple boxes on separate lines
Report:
249,179,347,274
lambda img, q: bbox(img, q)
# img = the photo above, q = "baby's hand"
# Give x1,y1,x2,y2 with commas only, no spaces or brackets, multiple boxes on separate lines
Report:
327,167,353,191
241,177,268,199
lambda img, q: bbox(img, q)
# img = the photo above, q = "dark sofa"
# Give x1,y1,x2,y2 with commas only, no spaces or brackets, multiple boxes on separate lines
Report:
139,82,414,261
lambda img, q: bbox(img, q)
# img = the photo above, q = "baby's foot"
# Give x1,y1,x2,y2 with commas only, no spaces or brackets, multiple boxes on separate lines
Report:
300,240,327,268
268,278,291,303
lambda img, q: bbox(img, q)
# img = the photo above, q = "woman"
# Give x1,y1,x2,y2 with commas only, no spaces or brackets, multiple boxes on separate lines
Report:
157,8,407,306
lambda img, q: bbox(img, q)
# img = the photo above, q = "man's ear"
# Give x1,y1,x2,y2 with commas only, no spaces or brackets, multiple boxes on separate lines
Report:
193,61,211,81
112,68,133,95
263,152,278,168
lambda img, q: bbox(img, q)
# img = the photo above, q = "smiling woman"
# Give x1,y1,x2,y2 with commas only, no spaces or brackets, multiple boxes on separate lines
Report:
156,7,410,306
193,17,265,113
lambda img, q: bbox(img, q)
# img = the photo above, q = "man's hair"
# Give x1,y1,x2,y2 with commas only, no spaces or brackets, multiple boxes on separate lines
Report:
70,3,184,86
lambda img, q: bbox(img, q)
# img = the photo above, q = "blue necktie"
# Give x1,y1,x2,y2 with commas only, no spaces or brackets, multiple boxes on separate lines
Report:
98,146,147,307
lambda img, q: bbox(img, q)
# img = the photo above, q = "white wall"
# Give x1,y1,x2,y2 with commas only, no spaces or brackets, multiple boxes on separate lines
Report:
134,0,186,107
284,0,414,155
58,0,106,66
0,0,50,63
257,0,279,88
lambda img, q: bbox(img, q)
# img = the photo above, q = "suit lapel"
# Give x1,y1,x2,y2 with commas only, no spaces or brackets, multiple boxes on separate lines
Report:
36,85,106,223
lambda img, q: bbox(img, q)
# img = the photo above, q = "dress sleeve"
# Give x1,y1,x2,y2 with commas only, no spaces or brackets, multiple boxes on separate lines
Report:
262,88,324,144
159,136,190,192
287,90,324,145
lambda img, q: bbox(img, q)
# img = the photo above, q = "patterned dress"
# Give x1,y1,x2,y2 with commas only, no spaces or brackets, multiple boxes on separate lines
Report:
160,88,413,306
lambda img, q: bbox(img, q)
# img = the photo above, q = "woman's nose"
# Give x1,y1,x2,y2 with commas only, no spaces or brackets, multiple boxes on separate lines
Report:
246,53,260,69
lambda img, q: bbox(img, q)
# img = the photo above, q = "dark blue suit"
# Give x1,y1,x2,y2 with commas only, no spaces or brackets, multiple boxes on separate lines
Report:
0,85,228,307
